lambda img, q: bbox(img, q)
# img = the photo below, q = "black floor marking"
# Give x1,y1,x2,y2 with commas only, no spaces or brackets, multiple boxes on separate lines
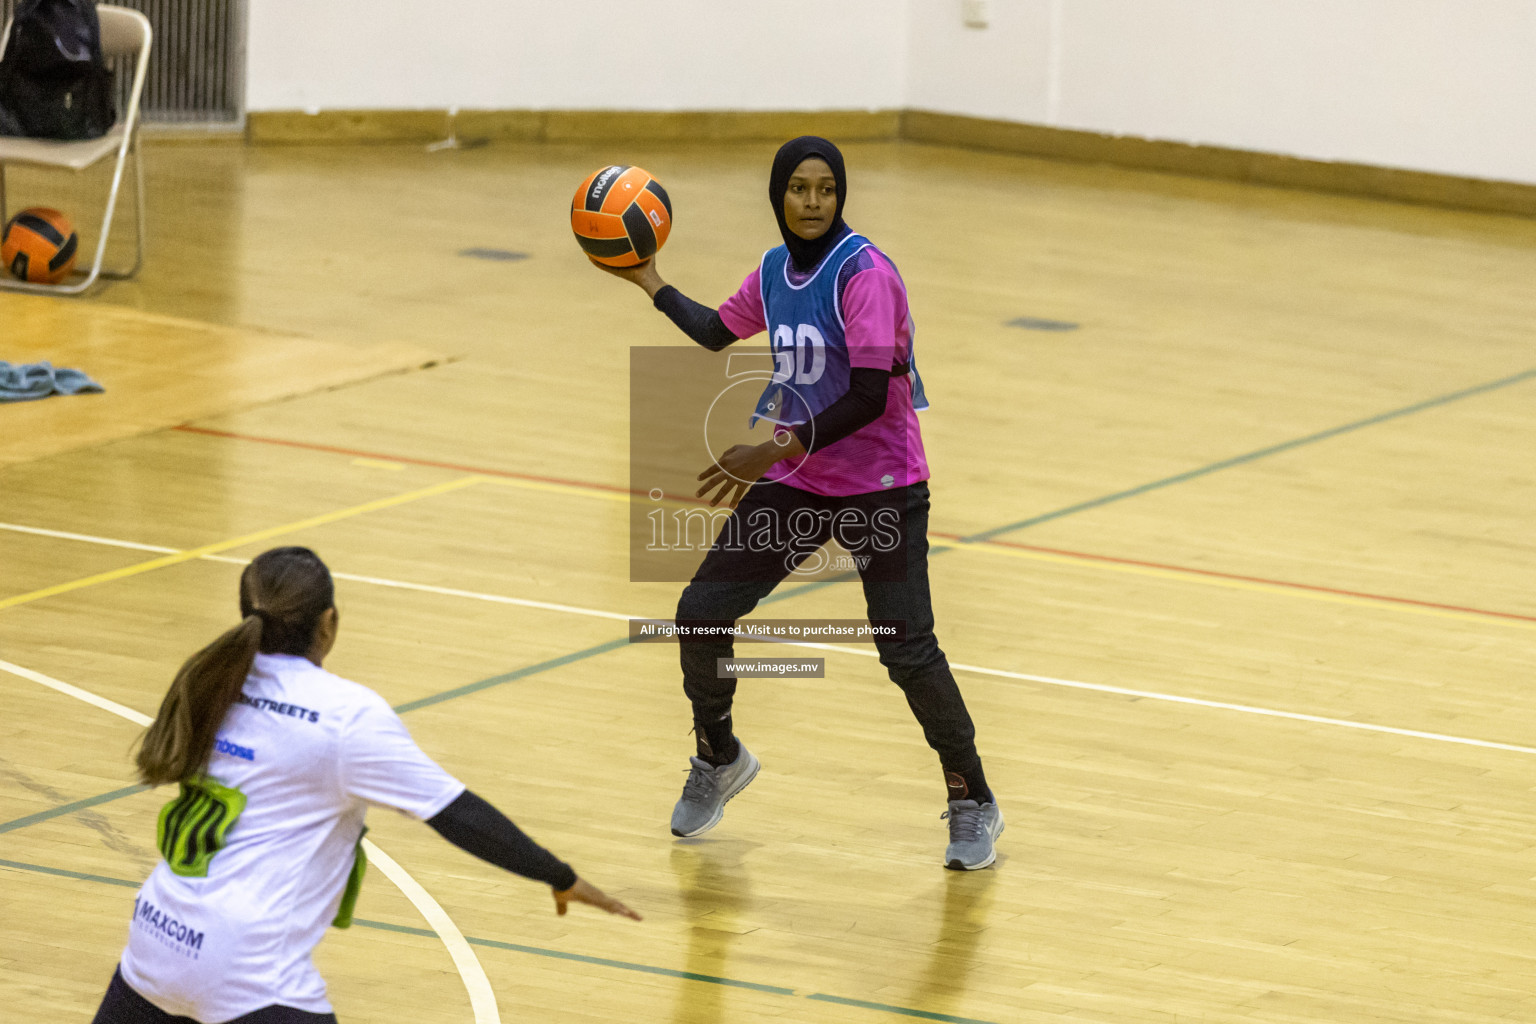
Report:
1006,316,1078,331
457,248,530,262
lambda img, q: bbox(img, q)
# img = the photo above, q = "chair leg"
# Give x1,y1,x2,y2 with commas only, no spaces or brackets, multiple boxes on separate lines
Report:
0,130,140,296
101,130,145,281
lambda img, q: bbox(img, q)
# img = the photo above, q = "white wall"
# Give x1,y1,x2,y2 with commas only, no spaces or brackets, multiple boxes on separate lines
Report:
907,0,1536,185
247,0,1536,186
246,0,906,113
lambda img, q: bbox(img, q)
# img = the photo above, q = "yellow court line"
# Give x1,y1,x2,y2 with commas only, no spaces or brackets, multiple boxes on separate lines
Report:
480,475,633,504
929,538,1536,632
0,476,486,613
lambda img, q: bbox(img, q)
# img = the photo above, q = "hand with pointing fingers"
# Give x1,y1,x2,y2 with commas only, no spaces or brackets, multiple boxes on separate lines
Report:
553,877,642,921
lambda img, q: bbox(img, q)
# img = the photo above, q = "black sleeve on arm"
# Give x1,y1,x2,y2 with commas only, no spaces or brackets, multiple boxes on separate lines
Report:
427,789,578,890
653,285,739,351
792,367,890,455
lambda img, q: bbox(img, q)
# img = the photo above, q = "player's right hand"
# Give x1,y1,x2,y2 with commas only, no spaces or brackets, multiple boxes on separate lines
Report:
589,256,666,298
554,877,642,921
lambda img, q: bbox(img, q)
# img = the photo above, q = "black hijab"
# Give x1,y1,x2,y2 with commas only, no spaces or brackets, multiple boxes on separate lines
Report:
769,136,849,273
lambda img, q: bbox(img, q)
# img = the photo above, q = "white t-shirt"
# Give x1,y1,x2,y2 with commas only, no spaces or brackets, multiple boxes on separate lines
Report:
120,653,466,1023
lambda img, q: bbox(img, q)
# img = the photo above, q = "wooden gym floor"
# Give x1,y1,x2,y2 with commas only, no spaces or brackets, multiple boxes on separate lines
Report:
2,137,1535,1024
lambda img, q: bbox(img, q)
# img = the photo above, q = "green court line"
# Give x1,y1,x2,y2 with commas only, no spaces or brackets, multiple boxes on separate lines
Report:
391,637,632,713
10,364,1530,1000
0,784,149,835
808,992,1001,1024
0,639,633,834
963,364,1536,543
759,362,1536,605
12,366,1532,834
466,934,796,994
0,859,1000,1022
0,857,140,888
353,918,794,994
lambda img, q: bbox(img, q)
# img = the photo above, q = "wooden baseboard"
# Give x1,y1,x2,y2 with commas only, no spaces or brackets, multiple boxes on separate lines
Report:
901,110,1536,218
246,109,900,146
246,109,452,145
242,107,1536,217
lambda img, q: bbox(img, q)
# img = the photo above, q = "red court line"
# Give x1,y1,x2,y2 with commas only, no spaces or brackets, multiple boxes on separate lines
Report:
176,424,1535,626
174,425,648,497
932,531,1536,624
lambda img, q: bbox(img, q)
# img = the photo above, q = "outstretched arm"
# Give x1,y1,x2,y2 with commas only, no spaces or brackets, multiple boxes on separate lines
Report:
428,789,640,920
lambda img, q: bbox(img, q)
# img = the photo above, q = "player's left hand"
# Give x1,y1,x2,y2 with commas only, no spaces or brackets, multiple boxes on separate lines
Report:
553,877,642,921
696,434,803,508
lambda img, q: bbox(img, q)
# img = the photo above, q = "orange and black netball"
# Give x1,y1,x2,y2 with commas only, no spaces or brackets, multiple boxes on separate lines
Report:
2,207,78,284
570,165,672,267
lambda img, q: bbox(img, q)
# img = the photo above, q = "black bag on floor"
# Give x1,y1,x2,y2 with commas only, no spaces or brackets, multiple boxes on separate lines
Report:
0,0,117,140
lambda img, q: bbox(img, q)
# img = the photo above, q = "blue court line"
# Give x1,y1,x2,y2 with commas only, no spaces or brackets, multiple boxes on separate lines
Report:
963,364,1536,543
0,638,634,834
0,857,140,888
0,784,149,835
10,365,1533,834
0,858,998,1023
391,637,631,714
356,918,793,994
759,362,1536,603
807,992,1002,1024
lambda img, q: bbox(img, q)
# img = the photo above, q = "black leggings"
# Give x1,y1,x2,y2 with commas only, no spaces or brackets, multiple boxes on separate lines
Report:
93,967,339,1024
675,480,982,773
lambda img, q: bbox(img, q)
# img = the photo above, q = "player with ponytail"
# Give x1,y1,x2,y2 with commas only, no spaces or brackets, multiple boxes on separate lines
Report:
95,547,638,1024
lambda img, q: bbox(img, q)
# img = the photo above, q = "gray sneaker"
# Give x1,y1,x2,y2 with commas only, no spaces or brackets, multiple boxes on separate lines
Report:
942,799,1004,870
670,744,761,837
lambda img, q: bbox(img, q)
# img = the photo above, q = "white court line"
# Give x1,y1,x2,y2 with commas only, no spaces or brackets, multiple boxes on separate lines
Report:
7,520,1534,758
361,842,498,1024
751,642,1536,756
0,523,631,624
0,521,179,554
0,656,501,1024
0,657,156,726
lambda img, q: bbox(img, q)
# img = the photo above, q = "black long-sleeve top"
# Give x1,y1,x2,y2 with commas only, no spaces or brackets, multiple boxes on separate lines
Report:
427,789,576,890
653,284,892,454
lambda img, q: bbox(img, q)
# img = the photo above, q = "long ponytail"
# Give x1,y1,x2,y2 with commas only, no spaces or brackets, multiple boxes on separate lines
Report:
136,616,262,786
136,546,335,786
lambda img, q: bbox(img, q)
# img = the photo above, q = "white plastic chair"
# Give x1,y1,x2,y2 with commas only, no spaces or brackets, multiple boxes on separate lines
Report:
0,4,151,295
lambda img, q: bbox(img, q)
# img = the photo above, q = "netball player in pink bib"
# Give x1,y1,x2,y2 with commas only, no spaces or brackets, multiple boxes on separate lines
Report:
92,547,638,1024
595,137,1003,870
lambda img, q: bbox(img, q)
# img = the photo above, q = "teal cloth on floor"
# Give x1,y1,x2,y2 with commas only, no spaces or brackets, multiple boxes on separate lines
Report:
0,361,104,402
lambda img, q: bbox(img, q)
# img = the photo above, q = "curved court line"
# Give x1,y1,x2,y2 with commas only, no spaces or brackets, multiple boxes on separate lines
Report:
1,859,1005,1024
0,658,500,1024
360,841,499,1024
